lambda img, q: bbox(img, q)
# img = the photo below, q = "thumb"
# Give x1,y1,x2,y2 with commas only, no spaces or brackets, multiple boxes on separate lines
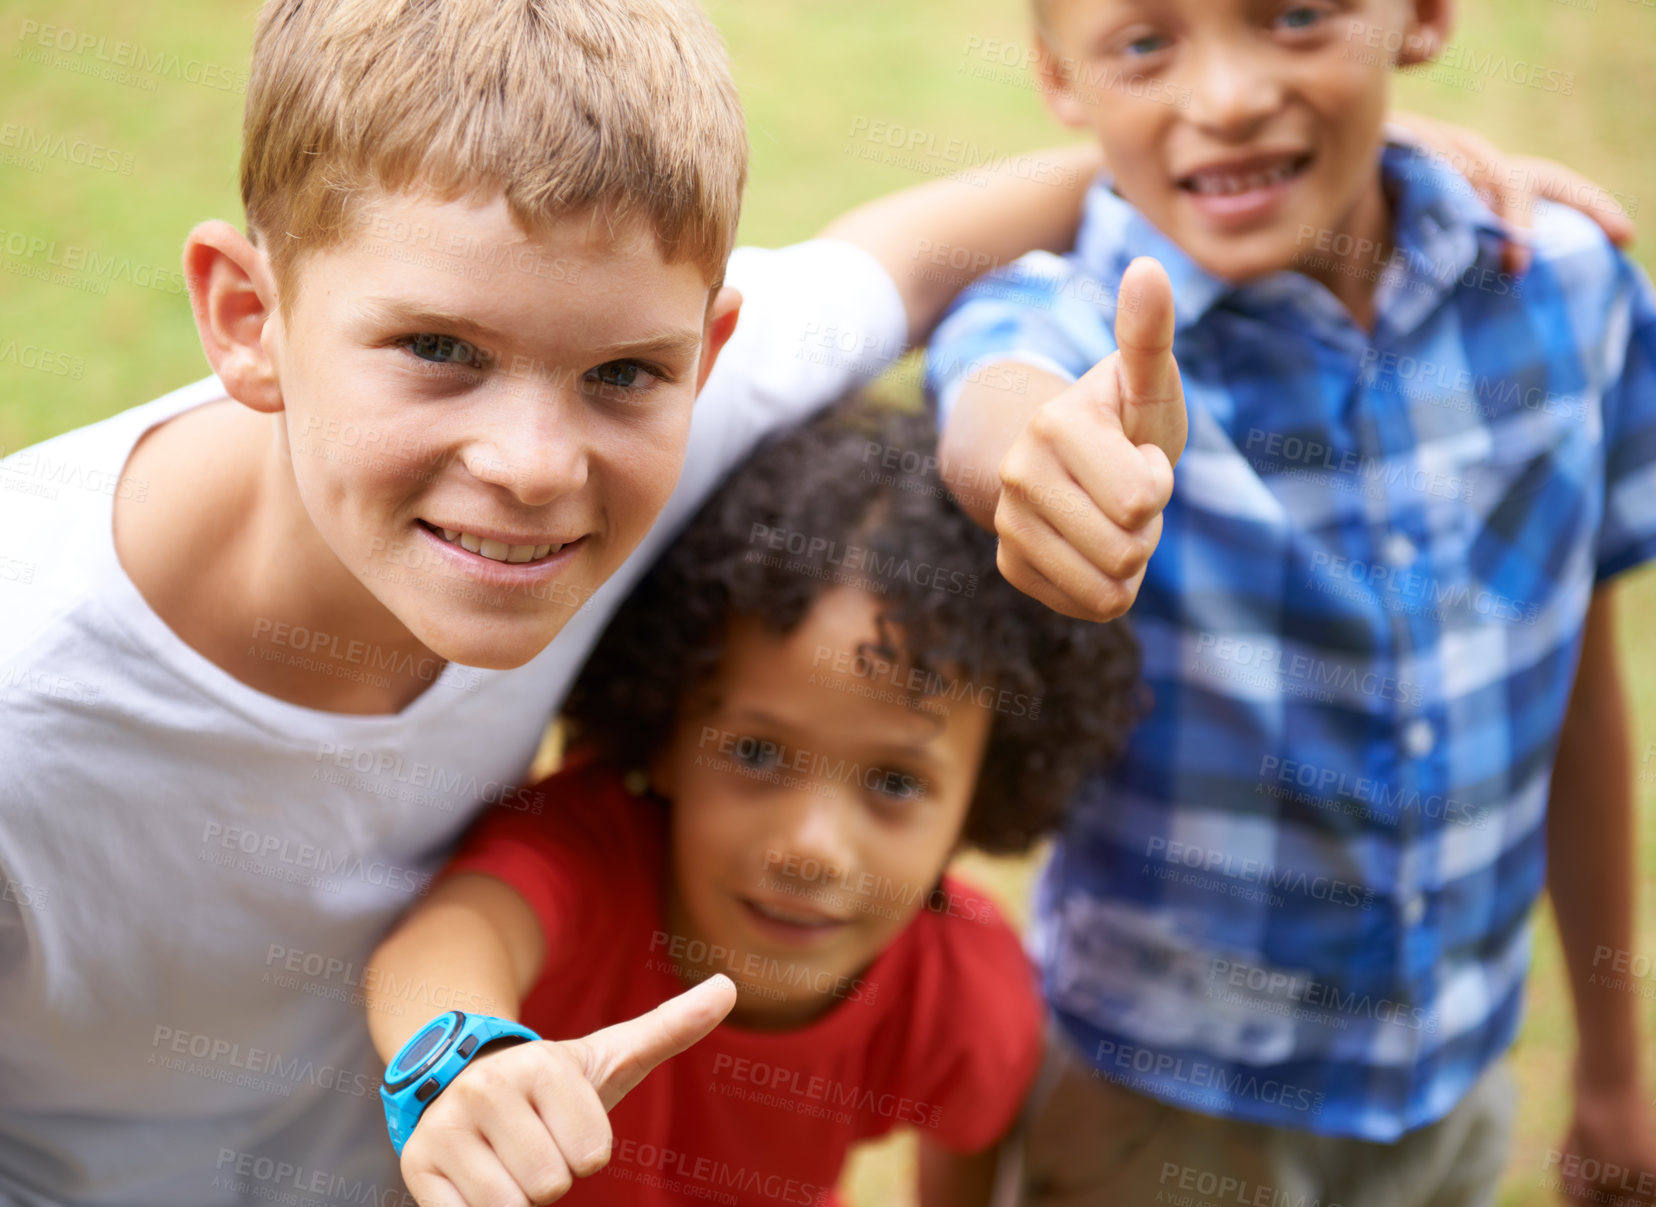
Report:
568,974,738,1111
1112,255,1186,466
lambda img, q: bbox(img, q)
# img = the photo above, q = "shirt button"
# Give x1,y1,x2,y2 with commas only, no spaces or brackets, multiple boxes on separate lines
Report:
1401,718,1436,759
1384,532,1418,565
1401,895,1426,926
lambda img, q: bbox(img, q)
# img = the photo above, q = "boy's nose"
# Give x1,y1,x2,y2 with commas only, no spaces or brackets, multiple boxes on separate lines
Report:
771,790,859,882
460,390,589,507
1184,45,1285,138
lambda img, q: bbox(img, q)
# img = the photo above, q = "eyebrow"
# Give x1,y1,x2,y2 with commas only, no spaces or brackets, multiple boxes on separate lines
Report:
354,297,704,363
730,707,949,765
355,299,509,343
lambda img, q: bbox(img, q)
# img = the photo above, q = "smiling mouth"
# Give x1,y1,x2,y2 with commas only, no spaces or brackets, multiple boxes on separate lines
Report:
1178,153,1313,197
418,520,574,565
740,896,849,931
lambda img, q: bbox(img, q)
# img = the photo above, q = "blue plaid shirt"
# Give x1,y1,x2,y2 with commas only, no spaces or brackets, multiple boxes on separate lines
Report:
927,143,1656,1140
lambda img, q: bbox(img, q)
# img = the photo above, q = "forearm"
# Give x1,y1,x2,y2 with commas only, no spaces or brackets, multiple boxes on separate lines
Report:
918,1137,999,1207
1547,586,1641,1091
938,370,1068,529
365,873,544,1062
820,143,1102,344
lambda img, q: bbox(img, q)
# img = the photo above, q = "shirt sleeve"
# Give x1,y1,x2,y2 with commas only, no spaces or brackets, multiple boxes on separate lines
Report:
924,250,1114,427
1595,256,1656,582
710,239,909,439
903,881,1046,1154
436,767,633,975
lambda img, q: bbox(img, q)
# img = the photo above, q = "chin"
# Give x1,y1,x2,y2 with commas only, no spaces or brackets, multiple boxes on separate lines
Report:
415,618,568,671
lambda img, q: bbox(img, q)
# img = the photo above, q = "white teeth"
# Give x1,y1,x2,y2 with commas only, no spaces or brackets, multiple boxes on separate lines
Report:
1187,160,1299,197
434,527,564,563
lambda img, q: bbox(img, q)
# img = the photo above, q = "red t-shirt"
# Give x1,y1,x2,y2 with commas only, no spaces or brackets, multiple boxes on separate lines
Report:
440,757,1044,1207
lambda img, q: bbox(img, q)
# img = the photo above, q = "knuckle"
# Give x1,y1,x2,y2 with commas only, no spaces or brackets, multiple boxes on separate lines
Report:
568,1134,613,1178
526,1166,573,1202
1087,580,1133,621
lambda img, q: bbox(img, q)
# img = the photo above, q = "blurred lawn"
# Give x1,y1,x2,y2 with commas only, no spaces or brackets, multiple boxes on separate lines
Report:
4,1,1656,1203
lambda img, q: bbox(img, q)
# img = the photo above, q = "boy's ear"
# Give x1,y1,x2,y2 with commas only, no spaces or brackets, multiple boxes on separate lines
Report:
694,286,743,396
182,220,284,414
1034,31,1092,130
1397,0,1454,67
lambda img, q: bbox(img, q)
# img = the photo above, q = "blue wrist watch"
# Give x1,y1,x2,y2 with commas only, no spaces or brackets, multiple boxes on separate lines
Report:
380,1010,541,1154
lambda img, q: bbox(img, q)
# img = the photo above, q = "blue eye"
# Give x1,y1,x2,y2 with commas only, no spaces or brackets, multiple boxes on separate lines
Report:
586,359,668,394
1124,32,1169,56
589,360,641,389
869,770,927,804
731,738,780,771
1276,6,1325,30
403,333,490,368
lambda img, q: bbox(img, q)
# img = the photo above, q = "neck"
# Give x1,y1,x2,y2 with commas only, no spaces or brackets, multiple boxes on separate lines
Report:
1295,174,1394,332
117,402,444,714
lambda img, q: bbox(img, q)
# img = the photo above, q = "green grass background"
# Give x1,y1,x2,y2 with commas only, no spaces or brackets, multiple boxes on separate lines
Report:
3,1,1655,1203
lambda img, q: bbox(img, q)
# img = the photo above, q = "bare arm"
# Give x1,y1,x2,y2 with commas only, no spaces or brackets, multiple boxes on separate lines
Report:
918,1137,1000,1207
364,872,547,1059
1546,586,1656,1201
820,144,1102,345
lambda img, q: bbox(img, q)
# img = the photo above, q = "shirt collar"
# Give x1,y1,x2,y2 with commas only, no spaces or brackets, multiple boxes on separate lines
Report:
1070,140,1510,337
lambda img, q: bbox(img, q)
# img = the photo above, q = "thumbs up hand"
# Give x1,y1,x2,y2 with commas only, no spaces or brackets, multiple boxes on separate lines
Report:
991,256,1185,622
399,975,737,1207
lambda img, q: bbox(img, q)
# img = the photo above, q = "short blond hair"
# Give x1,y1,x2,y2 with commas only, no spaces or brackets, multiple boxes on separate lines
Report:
240,0,747,305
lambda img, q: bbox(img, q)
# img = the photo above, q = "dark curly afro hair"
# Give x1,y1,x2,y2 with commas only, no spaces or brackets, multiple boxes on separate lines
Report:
564,397,1144,855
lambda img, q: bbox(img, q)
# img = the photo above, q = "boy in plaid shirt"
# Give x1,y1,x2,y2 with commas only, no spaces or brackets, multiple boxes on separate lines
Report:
927,1,1656,1203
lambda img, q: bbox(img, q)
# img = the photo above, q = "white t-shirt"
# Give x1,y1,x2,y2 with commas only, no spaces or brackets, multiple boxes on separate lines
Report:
0,241,905,1207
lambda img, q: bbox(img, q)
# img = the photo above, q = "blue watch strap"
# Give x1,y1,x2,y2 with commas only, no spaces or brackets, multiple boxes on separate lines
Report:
380,1010,540,1155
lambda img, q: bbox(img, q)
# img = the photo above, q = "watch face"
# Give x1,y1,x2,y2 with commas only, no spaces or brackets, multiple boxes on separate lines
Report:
388,1012,460,1087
